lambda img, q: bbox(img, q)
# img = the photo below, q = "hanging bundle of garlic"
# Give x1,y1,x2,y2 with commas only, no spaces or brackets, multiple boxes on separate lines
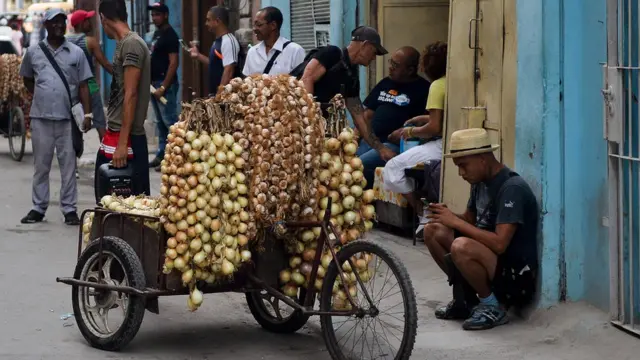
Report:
216,74,324,225
278,126,377,306
157,75,377,311
0,54,26,103
159,105,256,311
325,94,348,139
82,195,162,249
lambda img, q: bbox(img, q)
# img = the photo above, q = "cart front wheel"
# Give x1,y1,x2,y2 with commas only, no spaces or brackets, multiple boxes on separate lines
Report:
72,236,146,351
320,240,418,360
245,288,310,333
8,106,25,162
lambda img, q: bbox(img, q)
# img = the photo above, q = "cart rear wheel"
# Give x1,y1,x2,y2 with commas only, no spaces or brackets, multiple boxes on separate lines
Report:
72,236,146,351
8,106,25,162
320,240,418,360
245,288,310,333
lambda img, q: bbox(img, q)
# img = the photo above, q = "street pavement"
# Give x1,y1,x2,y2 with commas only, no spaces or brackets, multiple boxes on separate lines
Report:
1,131,640,360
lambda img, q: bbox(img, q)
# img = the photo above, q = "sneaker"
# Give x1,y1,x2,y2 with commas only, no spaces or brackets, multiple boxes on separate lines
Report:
21,210,45,224
462,304,509,331
149,157,162,168
64,211,81,226
434,299,471,320
154,164,161,172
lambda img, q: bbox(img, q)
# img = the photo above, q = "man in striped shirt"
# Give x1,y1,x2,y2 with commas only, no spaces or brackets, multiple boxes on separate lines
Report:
189,6,240,95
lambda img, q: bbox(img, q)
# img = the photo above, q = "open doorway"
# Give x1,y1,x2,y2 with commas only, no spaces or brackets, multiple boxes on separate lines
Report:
372,0,450,83
367,0,450,236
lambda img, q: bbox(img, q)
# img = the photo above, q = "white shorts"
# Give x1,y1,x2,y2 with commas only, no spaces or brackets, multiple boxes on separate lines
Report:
382,138,443,194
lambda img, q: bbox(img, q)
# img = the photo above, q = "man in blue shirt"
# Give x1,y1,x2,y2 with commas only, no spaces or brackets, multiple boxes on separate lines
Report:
19,8,93,225
189,6,240,95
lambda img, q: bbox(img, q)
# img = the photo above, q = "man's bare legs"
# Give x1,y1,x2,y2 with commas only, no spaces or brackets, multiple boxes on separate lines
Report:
450,237,508,330
424,226,498,296
423,222,454,273
423,222,476,320
450,237,497,298
424,223,507,329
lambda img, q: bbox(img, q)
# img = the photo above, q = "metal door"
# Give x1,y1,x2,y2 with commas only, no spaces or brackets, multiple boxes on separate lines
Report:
290,0,330,52
603,0,640,336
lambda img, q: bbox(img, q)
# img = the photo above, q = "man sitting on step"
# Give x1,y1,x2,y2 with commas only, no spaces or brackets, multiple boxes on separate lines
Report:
423,128,539,330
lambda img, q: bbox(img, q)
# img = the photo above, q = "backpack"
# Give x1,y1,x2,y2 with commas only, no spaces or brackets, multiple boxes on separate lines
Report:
289,46,325,79
290,46,354,102
234,44,247,79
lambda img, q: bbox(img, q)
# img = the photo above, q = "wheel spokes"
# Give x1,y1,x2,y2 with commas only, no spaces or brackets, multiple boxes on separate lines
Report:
262,292,284,321
78,252,131,337
115,295,128,317
101,256,114,282
329,250,407,360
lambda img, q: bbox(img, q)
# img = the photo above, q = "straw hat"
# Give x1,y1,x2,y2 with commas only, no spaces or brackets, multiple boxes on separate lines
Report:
444,128,500,158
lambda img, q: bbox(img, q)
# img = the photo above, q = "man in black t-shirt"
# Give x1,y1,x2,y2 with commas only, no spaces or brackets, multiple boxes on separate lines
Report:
358,46,429,188
300,26,394,162
148,3,180,171
424,128,538,331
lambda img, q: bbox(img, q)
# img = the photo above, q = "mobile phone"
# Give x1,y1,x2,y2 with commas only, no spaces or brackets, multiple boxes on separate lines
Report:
178,39,191,52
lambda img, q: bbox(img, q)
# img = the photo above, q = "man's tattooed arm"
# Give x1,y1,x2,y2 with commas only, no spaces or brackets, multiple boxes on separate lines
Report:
345,96,384,150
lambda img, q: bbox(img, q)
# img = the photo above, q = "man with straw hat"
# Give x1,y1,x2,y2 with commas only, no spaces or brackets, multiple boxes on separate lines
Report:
423,128,538,330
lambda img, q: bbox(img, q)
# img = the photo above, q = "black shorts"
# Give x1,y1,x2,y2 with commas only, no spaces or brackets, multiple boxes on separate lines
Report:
492,258,536,308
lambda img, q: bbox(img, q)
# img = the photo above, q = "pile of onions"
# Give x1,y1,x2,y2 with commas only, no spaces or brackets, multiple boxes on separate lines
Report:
82,195,161,251
216,74,324,225
279,127,377,306
159,119,255,311
81,211,95,246
0,54,26,102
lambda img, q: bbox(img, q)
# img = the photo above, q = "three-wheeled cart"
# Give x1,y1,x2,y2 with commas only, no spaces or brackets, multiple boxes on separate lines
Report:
0,95,26,161
56,198,418,359
0,37,27,161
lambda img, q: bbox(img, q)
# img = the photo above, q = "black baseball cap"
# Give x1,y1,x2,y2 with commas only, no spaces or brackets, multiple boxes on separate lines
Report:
148,2,169,13
351,26,388,56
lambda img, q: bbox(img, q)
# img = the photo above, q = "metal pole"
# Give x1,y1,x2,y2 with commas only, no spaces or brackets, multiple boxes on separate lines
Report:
606,0,622,324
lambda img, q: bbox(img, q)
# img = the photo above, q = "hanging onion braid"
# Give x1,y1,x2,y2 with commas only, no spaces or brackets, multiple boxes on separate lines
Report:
421,41,448,80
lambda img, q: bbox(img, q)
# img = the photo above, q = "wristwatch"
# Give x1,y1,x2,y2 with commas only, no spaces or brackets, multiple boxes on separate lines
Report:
84,113,94,119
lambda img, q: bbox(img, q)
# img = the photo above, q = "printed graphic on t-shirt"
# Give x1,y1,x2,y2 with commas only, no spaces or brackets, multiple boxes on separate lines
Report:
377,90,411,106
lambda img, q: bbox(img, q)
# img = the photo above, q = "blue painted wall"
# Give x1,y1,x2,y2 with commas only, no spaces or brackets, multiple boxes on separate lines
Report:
515,0,609,309
515,0,558,306
561,0,608,309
